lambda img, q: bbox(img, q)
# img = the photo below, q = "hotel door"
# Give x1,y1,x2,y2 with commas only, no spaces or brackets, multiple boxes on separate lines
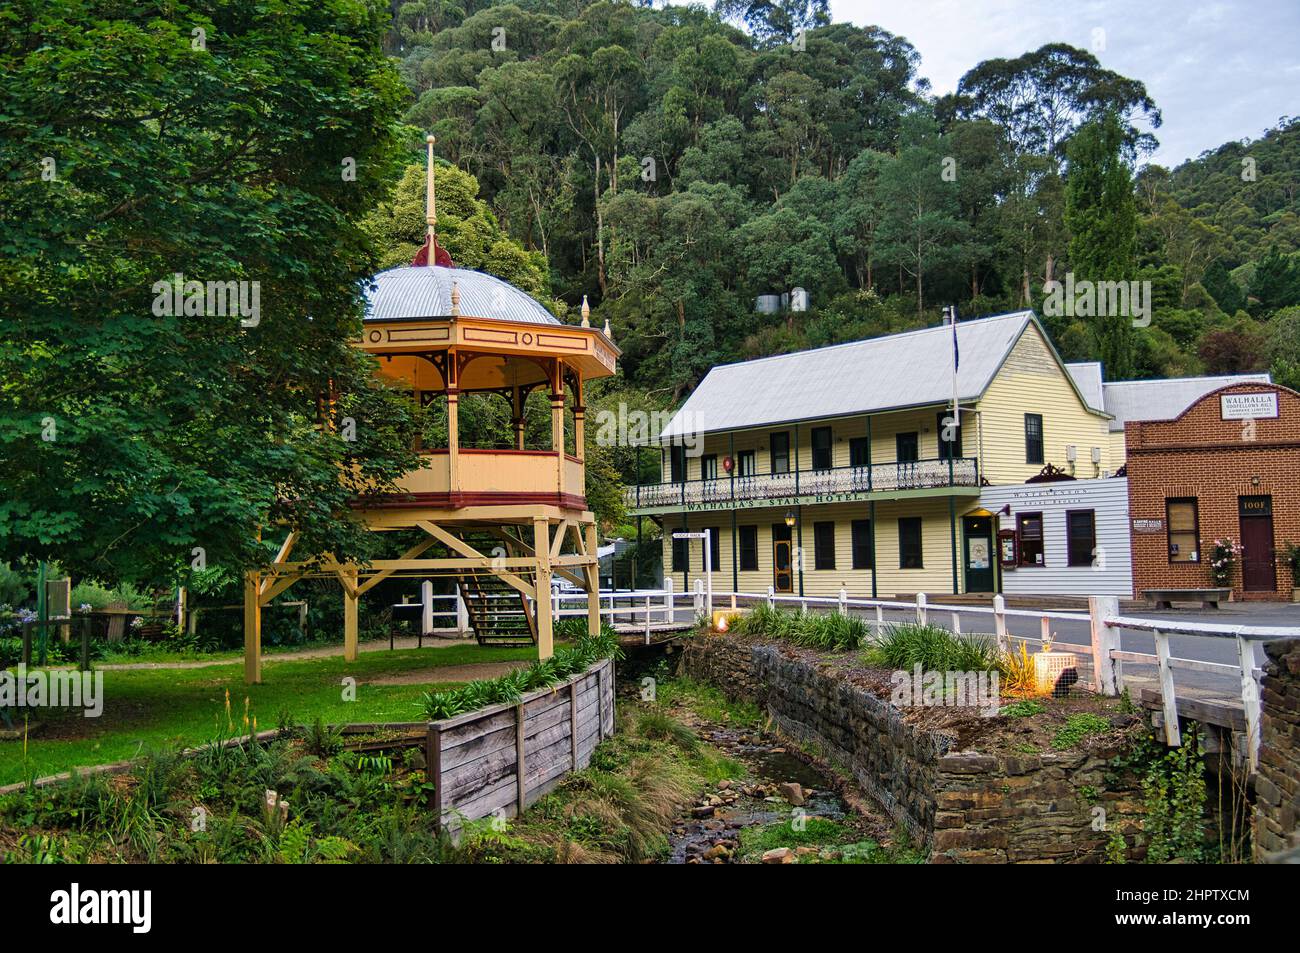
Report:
962,515,995,593
772,524,793,593
1239,496,1276,592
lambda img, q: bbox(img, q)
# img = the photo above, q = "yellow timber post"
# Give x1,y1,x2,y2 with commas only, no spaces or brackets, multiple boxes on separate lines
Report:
533,515,553,659
243,570,262,684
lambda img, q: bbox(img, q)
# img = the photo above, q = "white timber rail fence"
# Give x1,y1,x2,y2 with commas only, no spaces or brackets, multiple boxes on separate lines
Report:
425,656,615,831
574,584,1295,772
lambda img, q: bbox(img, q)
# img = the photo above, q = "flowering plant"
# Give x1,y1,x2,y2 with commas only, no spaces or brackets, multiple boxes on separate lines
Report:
1209,538,1241,587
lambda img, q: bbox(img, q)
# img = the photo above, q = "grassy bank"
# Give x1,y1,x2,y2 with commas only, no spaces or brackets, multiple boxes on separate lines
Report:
0,644,537,785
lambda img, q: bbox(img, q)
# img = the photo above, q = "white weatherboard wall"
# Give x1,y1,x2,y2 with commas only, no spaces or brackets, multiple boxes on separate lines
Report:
980,477,1132,596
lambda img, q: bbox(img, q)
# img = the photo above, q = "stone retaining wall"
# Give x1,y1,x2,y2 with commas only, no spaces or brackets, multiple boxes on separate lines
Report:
1255,639,1300,860
681,635,1146,863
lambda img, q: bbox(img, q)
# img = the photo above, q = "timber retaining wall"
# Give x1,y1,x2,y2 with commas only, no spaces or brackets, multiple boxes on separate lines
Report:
426,657,615,828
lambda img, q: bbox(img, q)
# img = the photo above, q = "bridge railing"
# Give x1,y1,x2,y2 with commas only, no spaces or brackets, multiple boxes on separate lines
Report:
583,584,1295,770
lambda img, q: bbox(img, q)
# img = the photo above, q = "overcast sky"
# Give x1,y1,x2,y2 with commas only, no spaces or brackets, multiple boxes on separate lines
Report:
829,0,1300,167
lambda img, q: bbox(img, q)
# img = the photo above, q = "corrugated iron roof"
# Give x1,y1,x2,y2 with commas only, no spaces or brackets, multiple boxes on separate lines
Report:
1097,373,1272,431
1064,362,1105,412
658,310,1038,439
363,265,560,325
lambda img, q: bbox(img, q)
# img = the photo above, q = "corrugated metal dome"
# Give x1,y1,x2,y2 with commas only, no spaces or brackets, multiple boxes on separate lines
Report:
364,265,559,325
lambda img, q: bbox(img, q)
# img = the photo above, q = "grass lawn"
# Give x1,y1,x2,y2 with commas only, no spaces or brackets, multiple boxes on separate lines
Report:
0,644,540,786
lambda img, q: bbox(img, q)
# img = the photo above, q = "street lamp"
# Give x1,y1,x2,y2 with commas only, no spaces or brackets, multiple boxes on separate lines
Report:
784,509,797,528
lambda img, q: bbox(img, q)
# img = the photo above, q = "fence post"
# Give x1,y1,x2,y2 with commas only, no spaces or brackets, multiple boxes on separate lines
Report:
951,611,961,636
644,594,651,643
1153,630,1181,747
456,588,470,636
663,577,674,624
993,595,1008,655
1087,596,1121,696
915,592,927,626
1237,635,1261,772
421,580,434,637
730,592,737,611
767,585,775,608
875,604,884,635
838,586,847,615
694,578,704,614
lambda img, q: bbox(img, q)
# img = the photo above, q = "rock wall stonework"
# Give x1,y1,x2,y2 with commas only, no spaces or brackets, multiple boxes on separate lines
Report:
1255,639,1300,860
680,635,1145,863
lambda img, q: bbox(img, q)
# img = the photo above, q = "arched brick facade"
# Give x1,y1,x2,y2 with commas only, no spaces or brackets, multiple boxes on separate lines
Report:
1125,383,1300,601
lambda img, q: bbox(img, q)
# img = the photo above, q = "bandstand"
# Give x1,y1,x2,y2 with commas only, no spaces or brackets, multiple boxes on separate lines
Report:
241,138,618,683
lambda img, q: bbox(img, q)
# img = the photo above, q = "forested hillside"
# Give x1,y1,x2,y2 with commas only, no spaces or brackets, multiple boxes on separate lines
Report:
377,0,1299,422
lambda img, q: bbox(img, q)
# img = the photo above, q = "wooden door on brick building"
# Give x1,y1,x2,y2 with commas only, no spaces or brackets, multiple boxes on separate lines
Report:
1239,496,1276,592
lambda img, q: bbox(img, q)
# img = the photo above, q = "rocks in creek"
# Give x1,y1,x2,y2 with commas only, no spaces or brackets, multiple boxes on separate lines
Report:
778,782,805,806
762,847,796,864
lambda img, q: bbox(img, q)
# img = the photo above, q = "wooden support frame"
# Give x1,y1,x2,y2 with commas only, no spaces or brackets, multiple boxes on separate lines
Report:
243,507,600,679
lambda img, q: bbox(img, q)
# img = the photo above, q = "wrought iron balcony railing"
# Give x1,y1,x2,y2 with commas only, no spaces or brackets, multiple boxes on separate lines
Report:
626,456,978,509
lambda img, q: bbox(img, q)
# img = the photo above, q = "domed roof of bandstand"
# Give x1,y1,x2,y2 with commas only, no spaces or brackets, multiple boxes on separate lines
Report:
364,258,560,327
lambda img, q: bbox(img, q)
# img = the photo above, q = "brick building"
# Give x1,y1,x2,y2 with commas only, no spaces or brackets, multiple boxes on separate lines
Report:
1125,382,1300,601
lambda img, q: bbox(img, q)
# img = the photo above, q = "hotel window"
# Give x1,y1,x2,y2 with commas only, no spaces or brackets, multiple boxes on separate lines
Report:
737,450,756,476
936,411,963,459
1167,498,1199,563
700,454,718,481
1024,414,1044,465
1066,510,1096,567
896,432,919,463
770,432,790,473
1017,512,1044,566
672,534,689,572
669,444,686,483
814,522,836,570
851,519,874,570
898,517,923,568
706,526,721,567
849,437,869,467
739,526,759,571
811,426,833,471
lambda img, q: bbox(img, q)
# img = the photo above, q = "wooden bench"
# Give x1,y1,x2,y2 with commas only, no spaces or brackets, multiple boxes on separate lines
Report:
1142,588,1231,609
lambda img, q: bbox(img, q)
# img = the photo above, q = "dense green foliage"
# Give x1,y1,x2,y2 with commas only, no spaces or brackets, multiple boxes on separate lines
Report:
378,1,1300,527
6,0,1298,588
1,0,421,586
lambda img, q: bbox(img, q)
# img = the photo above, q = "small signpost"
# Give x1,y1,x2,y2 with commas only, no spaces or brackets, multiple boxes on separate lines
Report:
672,529,712,617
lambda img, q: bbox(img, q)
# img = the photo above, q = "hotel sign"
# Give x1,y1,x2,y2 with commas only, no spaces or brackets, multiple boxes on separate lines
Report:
1220,392,1277,420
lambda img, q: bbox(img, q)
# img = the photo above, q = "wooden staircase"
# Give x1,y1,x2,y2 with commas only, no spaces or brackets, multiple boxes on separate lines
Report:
456,570,537,647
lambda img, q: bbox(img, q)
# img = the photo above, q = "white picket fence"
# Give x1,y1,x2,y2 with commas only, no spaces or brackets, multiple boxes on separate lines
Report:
405,578,1294,769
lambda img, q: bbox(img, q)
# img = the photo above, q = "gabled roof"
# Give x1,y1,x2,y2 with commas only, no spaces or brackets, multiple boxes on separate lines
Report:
1063,361,1104,413
1068,369,1274,432
659,310,1093,439
364,266,559,326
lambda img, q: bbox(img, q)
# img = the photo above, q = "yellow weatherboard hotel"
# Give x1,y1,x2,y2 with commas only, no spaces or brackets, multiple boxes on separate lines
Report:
627,310,1119,598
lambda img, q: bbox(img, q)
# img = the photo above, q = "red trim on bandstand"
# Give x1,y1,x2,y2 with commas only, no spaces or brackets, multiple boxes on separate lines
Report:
353,491,588,511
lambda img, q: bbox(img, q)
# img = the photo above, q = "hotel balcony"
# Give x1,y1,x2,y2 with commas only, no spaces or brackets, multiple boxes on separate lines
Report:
625,456,980,514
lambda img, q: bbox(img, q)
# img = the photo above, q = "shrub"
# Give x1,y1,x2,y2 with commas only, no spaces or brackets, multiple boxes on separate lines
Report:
420,628,622,721
865,623,999,672
998,641,1038,696
731,603,870,650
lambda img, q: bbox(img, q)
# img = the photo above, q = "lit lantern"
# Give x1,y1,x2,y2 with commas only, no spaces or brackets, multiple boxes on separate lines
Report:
711,608,745,633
